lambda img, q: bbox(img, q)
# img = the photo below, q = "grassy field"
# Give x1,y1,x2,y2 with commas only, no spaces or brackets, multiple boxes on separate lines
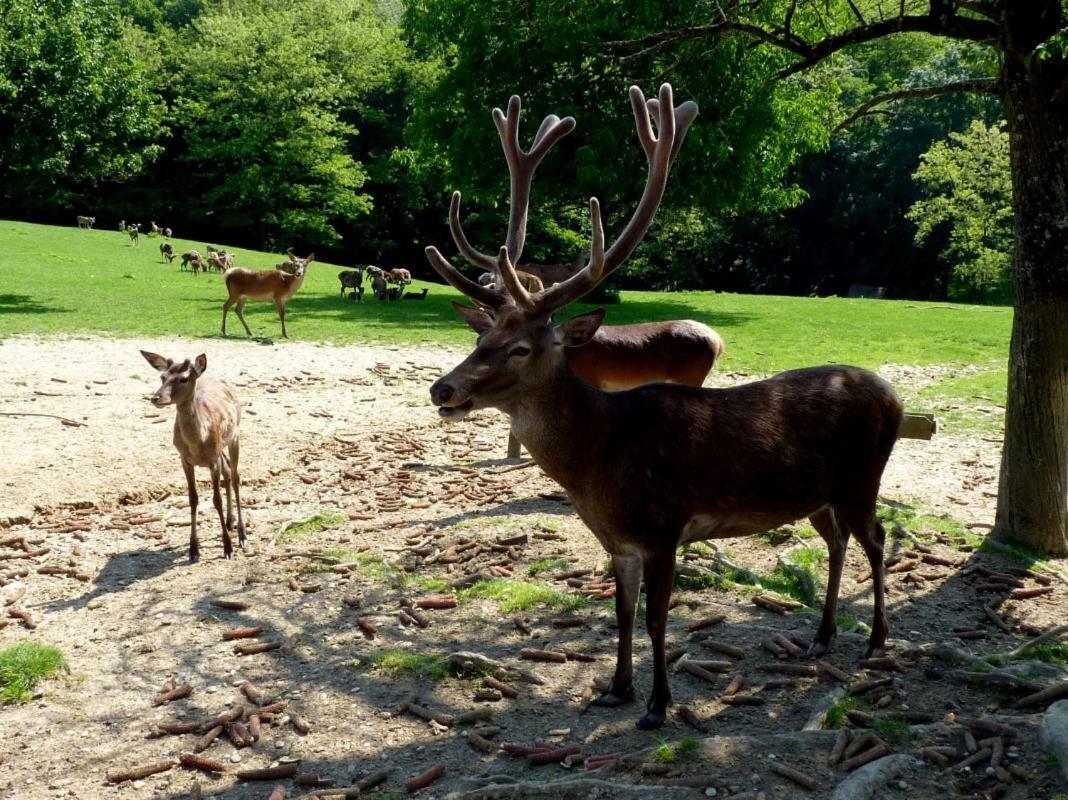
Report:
0,220,1012,420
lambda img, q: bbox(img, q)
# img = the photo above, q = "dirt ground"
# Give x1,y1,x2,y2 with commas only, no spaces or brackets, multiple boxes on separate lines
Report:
0,334,1063,800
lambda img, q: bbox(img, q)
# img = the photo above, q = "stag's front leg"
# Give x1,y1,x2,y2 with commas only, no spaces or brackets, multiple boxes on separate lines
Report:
638,548,676,730
590,554,641,708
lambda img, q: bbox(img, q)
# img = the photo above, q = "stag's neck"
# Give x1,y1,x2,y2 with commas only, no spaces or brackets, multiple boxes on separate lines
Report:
174,392,209,441
504,367,607,488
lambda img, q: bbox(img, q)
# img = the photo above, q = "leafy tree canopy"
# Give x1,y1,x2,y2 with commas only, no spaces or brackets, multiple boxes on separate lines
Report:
0,0,165,213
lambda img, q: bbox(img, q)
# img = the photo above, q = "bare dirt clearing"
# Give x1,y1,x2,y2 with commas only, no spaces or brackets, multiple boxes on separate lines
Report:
0,335,1062,800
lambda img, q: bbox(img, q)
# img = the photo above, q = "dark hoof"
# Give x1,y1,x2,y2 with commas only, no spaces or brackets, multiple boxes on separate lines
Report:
590,687,635,708
224,550,234,560
189,553,199,564
636,710,667,731
806,640,831,658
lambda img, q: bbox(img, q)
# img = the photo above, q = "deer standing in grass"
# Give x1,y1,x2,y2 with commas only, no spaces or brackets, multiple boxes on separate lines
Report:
140,351,246,562
426,84,903,730
222,253,312,338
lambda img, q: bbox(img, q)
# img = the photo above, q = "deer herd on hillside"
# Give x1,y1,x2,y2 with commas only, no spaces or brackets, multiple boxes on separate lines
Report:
102,84,907,733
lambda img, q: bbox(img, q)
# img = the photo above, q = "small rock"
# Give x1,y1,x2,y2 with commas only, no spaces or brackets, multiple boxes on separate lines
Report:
229,753,242,764
133,781,145,789
704,789,717,797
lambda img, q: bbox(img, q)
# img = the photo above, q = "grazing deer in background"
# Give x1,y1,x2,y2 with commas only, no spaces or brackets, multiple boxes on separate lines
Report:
479,268,544,293
140,351,246,562
118,219,126,234
370,272,388,300
164,227,172,238
207,251,227,273
338,269,364,298
160,242,176,264
403,287,429,300
388,267,412,285
127,224,140,245
222,253,312,338
426,84,903,730
76,215,95,229
181,249,203,274
149,221,161,235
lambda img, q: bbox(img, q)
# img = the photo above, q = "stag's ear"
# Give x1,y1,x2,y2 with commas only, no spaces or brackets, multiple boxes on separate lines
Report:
192,354,207,376
452,302,495,334
141,350,171,372
556,309,605,347
306,253,315,264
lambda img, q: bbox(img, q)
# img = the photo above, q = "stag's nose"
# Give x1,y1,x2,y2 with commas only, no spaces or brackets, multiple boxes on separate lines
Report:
430,379,454,406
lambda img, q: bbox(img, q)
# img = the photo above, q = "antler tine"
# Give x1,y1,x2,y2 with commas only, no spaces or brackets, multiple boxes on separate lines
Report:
530,84,696,313
448,191,497,272
495,247,536,312
424,245,509,309
492,95,576,264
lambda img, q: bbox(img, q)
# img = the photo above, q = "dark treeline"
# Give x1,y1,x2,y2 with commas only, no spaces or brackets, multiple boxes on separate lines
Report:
0,0,1007,302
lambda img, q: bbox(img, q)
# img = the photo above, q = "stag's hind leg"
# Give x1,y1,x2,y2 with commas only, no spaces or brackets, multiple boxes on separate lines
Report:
807,506,851,657
235,299,253,337
591,554,640,709
841,506,889,657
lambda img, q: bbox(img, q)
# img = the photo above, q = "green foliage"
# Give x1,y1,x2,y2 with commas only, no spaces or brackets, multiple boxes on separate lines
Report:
652,739,678,764
458,579,586,613
0,0,164,212
173,0,412,246
0,642,67,704
365,651,449,681
909,120,1013,303
1018,642,1068,666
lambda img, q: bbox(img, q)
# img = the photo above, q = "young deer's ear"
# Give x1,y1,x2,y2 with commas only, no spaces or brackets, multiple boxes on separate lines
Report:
141,350,171,372
306,253,315,264
452,301,495,334
556,309,605,347
192,354,207,376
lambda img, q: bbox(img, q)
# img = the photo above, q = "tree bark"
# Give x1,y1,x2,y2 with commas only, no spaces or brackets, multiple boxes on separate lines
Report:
992,21,1068,555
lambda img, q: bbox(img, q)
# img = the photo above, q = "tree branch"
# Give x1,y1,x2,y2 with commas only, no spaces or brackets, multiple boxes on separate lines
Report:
833,77,999,132
609,11,999,74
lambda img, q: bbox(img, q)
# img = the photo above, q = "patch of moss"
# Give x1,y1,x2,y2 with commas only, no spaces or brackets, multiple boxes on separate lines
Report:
871,717,911,745
527,557,571,577
1023,642,1068,666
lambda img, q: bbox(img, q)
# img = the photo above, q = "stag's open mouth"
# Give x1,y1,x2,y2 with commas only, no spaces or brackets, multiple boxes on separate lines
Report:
437,400,474,421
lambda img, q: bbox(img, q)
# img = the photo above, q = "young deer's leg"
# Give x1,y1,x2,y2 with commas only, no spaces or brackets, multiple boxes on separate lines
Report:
220,454,234,532
182,459,200,563
807,506,850,657
638,548,676,731
222,297,233,335
590,554,640,708
276,300,287,338
235,299,252,337
229,439,246,547
210,462,234,559
847,510,889,657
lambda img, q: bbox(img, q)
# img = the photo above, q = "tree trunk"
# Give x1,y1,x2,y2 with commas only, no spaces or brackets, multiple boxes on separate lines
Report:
992,50,1068,556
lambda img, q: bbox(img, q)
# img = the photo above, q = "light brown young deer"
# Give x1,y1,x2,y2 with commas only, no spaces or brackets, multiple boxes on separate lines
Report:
222,253,312,338
426,84,903,730
140,351,246,562
76,215,95,229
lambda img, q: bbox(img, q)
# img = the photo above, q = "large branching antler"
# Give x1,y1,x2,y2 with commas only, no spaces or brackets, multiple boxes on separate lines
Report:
425,83,696,314
525,83,698,313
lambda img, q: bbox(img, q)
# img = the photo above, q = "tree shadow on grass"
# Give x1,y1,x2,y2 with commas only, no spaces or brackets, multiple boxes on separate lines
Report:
0,293,70,315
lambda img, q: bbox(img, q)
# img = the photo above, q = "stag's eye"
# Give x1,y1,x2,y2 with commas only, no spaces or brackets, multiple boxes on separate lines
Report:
180,377,188,383
509,346,531,358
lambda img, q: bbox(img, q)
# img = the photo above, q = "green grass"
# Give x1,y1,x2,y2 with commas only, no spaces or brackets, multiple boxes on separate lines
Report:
823,696,859,729
277,512,347,542
364,651,450,681
1020,642,1068,666
527,557,571,576
0,220,1013,429
0,642,67,703
871,717,911,745
457,579,587,613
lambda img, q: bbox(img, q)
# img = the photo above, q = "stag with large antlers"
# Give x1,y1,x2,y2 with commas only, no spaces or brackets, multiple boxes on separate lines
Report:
425,84,903,731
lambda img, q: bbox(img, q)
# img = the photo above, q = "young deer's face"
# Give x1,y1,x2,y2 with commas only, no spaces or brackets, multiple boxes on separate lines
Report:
430,304,604,421
141,351,206,407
